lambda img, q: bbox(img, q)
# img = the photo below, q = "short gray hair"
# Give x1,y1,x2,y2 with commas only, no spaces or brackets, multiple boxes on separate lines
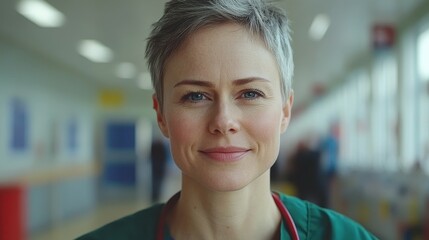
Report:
146,0,294,108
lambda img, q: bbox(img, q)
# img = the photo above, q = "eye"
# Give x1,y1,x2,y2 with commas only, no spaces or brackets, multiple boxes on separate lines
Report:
181,91,208,102
241,89,264,99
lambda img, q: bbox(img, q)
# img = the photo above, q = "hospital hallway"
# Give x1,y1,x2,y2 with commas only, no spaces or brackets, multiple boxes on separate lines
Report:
1,0,429,239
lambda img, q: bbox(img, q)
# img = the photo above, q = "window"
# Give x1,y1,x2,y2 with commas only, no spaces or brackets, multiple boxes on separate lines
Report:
400,17,429,173
417,25,429,81
417,22,429,173
371,52,398,171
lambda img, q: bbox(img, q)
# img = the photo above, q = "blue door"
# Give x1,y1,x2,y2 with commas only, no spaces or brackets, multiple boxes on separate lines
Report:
102,121,137,187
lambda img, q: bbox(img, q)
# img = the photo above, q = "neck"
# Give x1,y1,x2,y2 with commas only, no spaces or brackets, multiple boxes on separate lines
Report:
168,172,281,240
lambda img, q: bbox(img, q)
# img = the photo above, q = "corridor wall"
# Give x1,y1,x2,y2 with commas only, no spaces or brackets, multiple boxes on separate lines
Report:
0,38,99,234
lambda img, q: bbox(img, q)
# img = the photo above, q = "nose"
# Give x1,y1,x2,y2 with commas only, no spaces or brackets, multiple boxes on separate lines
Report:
208,101,240,135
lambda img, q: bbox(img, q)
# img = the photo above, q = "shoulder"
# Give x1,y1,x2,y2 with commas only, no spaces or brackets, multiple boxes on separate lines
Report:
278,193,379,240
75,203,164,240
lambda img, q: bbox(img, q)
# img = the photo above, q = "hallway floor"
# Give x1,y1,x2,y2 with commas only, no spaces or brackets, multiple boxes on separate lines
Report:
29,199,150,240
29,166,182,240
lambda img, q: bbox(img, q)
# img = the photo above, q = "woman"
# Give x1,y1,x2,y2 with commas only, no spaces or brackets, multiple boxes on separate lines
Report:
78,0,378,239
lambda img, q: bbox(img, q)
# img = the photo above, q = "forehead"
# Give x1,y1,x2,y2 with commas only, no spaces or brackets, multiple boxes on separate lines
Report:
175,23,267,58
163,23,280,85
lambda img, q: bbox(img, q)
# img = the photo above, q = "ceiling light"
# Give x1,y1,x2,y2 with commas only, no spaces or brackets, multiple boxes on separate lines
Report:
77,40,113,63
309,14,330,41
16,0,65,27
116,62,136,79
137,72,153,90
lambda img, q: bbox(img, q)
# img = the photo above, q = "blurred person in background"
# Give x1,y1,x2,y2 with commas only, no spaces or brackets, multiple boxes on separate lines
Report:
77,0,378,239
150,137,168,203
287,140,325,207
319,123,340,208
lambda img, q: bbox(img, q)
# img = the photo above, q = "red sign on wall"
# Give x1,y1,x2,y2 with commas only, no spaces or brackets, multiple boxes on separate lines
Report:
372,24,396,50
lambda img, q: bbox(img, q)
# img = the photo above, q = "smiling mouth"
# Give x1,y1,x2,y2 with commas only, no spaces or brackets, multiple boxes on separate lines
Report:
200,147,250,162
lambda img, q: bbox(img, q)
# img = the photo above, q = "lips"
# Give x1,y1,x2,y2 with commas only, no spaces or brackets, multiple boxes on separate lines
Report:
199,147,250,162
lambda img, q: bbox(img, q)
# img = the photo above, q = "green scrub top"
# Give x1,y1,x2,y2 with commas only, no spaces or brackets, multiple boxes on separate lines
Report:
76,193,379,240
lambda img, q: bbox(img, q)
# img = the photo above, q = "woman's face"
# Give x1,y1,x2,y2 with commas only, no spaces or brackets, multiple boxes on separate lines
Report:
154,23,293,192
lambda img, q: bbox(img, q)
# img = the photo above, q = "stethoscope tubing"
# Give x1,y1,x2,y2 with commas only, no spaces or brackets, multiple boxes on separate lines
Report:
273,192,300,240
155,192,300,240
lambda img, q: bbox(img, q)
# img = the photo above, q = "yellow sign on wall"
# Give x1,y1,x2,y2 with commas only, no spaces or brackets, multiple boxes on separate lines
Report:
98,89,124,108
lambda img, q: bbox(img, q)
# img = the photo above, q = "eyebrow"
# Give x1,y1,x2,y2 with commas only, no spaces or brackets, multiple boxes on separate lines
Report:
173,77,271,88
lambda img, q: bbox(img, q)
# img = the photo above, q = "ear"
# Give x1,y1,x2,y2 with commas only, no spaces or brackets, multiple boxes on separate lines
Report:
152,94,170,138
280,91,294,133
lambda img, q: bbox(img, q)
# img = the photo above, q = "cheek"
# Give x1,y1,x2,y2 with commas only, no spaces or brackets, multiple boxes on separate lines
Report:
165,109,202,148
248,107,283,142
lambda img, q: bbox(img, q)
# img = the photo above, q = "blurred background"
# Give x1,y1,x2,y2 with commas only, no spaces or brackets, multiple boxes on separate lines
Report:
0,0,428,239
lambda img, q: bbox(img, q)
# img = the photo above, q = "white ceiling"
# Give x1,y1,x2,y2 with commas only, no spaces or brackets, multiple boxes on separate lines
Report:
0,0,426,108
